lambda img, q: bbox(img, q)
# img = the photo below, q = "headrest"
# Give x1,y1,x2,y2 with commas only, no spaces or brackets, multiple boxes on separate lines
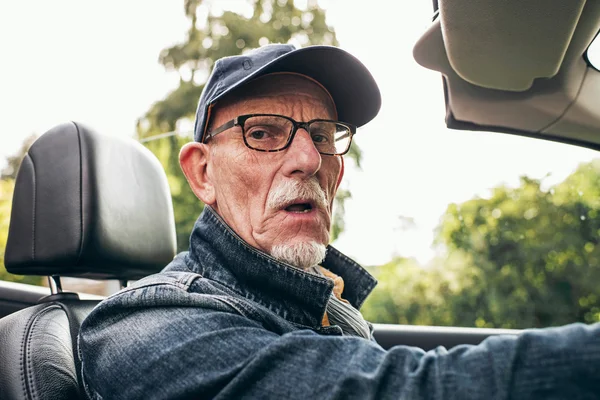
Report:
4,122,177,280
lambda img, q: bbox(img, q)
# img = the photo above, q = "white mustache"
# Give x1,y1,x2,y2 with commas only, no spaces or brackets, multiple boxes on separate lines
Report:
267,179,328,211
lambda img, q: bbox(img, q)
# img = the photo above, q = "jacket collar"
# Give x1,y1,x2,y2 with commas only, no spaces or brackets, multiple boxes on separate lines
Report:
181,206,377,328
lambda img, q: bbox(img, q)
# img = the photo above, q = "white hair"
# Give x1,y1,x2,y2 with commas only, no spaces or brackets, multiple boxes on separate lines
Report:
271,241,327,270
266,178,328,212
266,178,330,269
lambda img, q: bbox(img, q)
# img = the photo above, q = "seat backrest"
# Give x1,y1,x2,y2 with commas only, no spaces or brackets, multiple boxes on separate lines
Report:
0,299,99,399
0,122,177,399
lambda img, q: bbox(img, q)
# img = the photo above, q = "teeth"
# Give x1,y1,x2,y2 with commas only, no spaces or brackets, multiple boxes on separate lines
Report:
285,203,312,212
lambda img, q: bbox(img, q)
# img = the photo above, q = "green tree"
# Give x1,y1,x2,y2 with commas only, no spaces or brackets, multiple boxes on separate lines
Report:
0,179,43,286
361,253,479,327
434,163,600,328
1,133,37,180
138,0,357,250
364,160,600,329
1,134,44,286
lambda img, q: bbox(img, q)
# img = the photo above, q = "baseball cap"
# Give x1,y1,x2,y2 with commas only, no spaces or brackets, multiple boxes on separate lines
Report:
193,44,381,142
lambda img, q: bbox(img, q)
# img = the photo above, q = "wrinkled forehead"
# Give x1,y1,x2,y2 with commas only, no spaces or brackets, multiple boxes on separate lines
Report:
210,72,338,121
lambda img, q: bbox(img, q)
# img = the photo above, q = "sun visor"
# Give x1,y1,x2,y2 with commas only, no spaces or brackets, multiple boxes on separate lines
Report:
415,0,586,91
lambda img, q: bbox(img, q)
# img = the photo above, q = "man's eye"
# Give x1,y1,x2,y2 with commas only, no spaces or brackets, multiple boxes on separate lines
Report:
311,133,330,144
246,124,286,142
249,130,268,140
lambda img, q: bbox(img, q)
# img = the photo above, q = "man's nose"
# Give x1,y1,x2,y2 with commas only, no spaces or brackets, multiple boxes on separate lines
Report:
282,128,322,178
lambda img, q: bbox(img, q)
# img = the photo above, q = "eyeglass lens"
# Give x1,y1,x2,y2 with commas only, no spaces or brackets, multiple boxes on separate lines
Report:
242,115,351,154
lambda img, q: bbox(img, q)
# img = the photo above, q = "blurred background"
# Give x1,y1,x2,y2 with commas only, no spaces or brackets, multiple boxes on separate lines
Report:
2,0,600,329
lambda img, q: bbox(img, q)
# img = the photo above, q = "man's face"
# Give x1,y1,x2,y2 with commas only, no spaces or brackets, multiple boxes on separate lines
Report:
202,74,343,261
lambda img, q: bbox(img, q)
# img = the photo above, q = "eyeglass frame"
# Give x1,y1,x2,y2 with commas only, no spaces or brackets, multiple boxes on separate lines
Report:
203,113,357,156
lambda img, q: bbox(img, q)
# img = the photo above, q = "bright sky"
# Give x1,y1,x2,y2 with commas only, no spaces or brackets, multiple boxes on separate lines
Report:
1,1,599,266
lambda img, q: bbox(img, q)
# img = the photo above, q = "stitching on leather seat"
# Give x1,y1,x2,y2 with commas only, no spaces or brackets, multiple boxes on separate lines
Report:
73,121,85,264
23,305,63,400
27,154,37,260
20,312,31,399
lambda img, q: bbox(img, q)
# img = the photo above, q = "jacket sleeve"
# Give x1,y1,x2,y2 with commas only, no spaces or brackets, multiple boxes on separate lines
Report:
79,287,600,400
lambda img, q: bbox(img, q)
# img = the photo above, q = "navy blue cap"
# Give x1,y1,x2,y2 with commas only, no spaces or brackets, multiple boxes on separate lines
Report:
193,44,381,142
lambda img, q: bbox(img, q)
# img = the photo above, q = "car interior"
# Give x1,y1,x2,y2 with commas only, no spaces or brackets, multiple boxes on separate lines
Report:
414,0,600,149
1,0,599,398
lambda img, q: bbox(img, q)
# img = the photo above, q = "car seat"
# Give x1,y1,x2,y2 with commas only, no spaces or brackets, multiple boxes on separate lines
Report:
0,122,177,399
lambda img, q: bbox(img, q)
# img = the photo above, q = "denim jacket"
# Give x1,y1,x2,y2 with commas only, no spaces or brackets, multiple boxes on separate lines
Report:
79,207,600,399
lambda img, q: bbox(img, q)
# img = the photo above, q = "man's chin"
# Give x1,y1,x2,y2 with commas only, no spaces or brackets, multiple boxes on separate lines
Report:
270,240,327,270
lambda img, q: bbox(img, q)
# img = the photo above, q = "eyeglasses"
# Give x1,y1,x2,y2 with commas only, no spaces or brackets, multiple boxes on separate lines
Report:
204,114,357,156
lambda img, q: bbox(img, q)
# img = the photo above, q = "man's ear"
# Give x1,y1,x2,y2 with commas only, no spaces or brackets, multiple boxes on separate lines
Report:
179,142,216,206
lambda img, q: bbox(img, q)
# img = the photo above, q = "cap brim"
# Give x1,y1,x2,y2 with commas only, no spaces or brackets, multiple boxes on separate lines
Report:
213,46,381,129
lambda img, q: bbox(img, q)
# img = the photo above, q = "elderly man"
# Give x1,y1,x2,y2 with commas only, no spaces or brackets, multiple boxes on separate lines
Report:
79,44,600,399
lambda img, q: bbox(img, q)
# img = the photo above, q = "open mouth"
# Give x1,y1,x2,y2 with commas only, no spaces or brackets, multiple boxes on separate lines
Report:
284,202,314,213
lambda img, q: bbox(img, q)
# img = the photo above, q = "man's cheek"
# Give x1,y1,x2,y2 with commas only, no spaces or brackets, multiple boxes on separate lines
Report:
327,184,337,208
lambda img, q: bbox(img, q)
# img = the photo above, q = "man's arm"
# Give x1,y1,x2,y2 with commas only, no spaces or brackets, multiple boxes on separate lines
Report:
80,296,600,400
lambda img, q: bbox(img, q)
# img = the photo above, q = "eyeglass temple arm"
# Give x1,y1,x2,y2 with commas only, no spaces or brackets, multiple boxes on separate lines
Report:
204,119,238,141
336,131,352,142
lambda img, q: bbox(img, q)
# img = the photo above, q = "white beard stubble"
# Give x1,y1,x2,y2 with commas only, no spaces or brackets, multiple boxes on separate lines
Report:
267,178,329,270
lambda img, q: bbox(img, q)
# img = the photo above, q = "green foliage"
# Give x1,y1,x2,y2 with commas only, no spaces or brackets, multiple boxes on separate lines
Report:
1,133,37,180
364,160,600,329
138,0,359,251
439,169,600,328
330,188,349,242
143,135,203,251
361,253,479,326
1,134,44,286
0,179,43,286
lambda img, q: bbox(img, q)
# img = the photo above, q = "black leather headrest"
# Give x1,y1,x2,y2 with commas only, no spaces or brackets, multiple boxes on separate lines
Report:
4,122,177,280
